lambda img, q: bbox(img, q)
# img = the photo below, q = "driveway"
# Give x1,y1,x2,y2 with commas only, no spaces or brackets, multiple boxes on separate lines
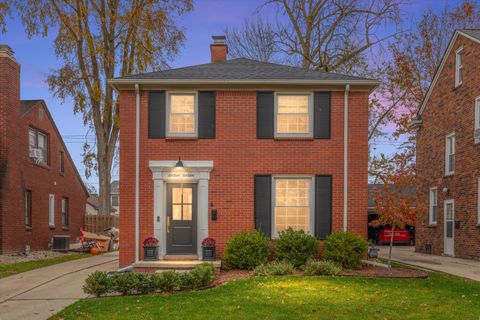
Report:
378,245,480,281
0,251,118,320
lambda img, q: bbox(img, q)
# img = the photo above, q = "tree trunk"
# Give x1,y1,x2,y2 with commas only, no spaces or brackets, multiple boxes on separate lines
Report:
388,228,394,268
97,150,112,216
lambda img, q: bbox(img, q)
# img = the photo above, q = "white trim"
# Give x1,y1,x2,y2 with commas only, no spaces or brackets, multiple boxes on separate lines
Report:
135,84,140,262
166,91,198,137
445,132,455,176
273,92,313,138
454,47,463,87
428,187,438,225
418,31,480,116
475,96,480,144
48,194,55,227
477,177,480,225
270,175,315,238
343,84,350,231
443,199,455,256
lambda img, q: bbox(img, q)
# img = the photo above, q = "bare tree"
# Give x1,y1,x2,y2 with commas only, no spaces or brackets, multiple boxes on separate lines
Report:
0,1,9,33
13,0,192,215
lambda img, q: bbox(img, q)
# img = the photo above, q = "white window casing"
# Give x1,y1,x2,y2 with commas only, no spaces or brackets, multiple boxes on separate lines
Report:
49,194,55,227
478,178,480,225
455,47,463,87
166,92,198,137
475,96,480,144
274,93,313,138
445,133,455,176
429,187,438,225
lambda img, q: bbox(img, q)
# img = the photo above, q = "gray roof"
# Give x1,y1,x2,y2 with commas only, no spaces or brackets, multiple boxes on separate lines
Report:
460,29,480,41
115,58,375,82
20,100,43,115
368,184,416,209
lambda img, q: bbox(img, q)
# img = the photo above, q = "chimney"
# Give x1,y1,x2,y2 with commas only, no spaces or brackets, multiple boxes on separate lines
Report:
210,35,228,63
0,45,15,61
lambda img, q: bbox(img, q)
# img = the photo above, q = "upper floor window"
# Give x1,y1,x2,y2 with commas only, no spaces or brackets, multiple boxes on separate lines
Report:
167,93,197,137
429,187,437,225
275,93,313,137
455,47,463,87
61,197,69,227
111,195,119,207
29,127,48,165
475,97,480,144
49,194,55,227
445,133,455,175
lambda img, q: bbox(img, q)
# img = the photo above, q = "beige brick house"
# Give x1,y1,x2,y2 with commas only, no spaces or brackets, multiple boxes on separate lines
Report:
414,29,480,259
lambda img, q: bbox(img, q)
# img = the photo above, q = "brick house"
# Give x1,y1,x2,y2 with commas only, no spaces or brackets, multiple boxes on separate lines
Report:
110,36,378,269
0,45,88,254
414,29,480,259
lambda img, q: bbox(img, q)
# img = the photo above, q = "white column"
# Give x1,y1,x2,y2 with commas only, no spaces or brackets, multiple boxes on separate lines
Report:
197,178,209,259
153,179,166,259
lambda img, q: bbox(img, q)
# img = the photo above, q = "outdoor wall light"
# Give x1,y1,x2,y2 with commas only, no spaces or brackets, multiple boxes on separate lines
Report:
175,157,184,168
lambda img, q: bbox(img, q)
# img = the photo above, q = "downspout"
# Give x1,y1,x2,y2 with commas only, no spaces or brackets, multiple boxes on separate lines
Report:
135,84,140,262
343,84,350,232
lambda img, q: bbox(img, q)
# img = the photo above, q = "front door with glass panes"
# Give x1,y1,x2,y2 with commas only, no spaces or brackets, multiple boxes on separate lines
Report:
166,183,197,254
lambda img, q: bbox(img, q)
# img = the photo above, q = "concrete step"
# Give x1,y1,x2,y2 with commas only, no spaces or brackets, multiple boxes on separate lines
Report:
133,259,221,271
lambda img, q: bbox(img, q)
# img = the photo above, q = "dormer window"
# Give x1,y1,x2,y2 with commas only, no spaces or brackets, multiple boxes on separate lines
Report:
29,127,48,165
455,47,463,87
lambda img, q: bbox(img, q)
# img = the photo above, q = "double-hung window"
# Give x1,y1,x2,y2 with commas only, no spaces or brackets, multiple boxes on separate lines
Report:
167,93,197,137
48,194,55,227
273,177,314,237
61,197,69,227
111,195,119,207
275,93,313,137
445,133,455,175
29,128,48,165
478,178,480,225
25,190,32,228
429,188,437,225
475,97,480,144
455,47,463,87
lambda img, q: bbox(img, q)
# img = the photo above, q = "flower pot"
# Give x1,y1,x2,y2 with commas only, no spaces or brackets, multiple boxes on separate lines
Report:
202,245,216,261
143,245,159,261
368,246,379,259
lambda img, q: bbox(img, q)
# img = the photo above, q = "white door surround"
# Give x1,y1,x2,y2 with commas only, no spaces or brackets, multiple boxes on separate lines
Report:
444,199,455,256
149,160,213,260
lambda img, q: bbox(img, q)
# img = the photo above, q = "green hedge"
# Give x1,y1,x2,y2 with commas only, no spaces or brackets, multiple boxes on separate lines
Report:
322,232,368,270
275,228,319,267
303,259,342,276
253,260,294,276
83,263,216,297
223,231,269,269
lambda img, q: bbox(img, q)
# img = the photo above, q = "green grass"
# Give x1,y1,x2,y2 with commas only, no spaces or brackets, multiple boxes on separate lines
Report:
0,253,90,278
53,272,480,320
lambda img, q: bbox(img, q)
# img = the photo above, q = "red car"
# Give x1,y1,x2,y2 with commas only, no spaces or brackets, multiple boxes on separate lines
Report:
377,227,411,245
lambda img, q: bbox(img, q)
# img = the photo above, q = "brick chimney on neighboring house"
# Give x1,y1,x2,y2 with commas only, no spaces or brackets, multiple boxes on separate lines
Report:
210,35,228,63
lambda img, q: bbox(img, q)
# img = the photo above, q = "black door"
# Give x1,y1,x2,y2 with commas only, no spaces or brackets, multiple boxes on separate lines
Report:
166,183,197,255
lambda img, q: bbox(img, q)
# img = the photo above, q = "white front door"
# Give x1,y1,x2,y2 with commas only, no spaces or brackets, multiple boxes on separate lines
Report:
444,199,454,256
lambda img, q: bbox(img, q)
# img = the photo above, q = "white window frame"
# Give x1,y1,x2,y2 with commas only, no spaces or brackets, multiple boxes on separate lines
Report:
166,91,198,138
429,187,438,225
274,92,314,138
455,47,463,87
477,178,480,225
474,96,480,144
271,175,315,238
48,194,55,227
445,132,455,176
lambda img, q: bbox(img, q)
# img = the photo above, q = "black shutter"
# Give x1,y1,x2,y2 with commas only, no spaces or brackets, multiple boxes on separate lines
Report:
148,91,166,139
256,91,274,139
254,175,272,237
198,91,216,139
315,175,332,240
314,92,331,139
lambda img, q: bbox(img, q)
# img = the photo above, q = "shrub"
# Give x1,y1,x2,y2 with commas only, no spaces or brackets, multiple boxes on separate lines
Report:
253,260,294,276
303,260,341,276
223,231,269,269
83,271,112,297
323,232,368,270
135,272,153,294
111,272,141,295
275,228,319,267
151,271,179,292
178,263,216,290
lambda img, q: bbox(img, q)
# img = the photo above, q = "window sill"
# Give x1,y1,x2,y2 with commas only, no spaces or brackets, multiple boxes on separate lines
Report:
165,136,199,141
62,227,69,231
59,172,65,176
30,160,50,170
454,83,462,90
476,223,480,228
427,224,438,228
444,172,454,177
273,136,314,141
474,139,480,145
25,226,32,232
49,225,56,230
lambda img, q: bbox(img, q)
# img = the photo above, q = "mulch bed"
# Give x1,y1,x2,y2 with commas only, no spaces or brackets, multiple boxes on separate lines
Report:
341,265,428,278
213,269,252,285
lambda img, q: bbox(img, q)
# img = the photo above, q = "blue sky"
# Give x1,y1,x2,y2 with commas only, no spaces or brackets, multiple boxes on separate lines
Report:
0,0,457,190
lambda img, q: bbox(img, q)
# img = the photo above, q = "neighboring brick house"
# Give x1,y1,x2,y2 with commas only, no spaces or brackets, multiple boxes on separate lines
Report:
0,45,89,254
110,36,378,269
414,29,480,259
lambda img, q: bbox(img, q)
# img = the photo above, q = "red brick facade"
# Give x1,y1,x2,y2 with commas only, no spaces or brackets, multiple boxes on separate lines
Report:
118,88,370,267
416,33,480,259
0,48,88,254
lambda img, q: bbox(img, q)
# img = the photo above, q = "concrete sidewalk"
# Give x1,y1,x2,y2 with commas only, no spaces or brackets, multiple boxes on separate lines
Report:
0,251,118,320
378,245,480,281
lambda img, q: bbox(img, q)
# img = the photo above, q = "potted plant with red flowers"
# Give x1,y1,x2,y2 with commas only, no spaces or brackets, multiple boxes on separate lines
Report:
143,236,159,261
201,237,216,261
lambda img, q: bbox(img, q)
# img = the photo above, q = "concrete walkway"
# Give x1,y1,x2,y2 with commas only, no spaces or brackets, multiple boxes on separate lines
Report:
378,245,480,281
0,251,118,320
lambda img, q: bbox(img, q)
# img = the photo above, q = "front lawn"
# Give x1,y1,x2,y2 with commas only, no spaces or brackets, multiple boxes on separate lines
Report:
53,272,480,320
0,253,90,278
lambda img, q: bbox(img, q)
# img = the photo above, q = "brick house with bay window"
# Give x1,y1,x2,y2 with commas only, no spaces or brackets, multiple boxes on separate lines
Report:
0,45,88,254
110,36,378,269
413,29,480,259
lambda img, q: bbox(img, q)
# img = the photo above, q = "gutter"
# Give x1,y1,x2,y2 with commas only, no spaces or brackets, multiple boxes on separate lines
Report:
135,84,140,262
343,84,350,232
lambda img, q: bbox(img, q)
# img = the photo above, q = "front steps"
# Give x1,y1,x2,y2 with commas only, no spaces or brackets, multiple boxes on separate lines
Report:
133,259,221,272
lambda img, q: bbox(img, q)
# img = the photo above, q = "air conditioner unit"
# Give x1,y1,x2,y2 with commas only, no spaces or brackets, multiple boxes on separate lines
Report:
475,128,480,141
52,235,70,251
29,148,42,159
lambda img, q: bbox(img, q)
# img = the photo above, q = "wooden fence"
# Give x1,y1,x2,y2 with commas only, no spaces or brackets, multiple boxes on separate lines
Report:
84,215,119,233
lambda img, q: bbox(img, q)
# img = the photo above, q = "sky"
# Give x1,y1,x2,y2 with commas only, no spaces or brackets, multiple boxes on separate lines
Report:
0,0,459,190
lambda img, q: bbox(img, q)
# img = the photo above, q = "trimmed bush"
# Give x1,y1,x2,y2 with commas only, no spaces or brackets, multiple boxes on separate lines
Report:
275,228,319,267
83,271,112,297
303,260,341,276
223,231,269,269
178,263,216,290
151,271,179,292
323,232,368,270
253,260,294,276
111,272,141,295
